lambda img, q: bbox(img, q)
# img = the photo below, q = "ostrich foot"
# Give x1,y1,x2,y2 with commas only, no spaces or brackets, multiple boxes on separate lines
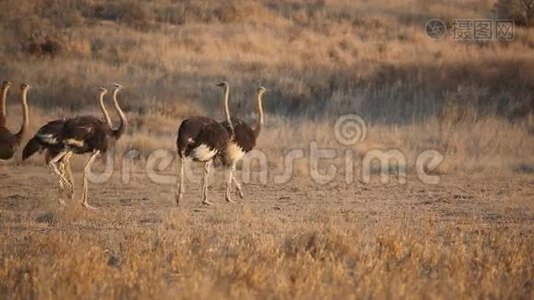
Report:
82,202,98,210
202,200,214,206
225,196,238,204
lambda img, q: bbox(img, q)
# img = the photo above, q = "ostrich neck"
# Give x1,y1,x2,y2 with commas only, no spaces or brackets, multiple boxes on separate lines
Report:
253,92,264,138
111,90,127,139
16,89,29,143
99,92,112,128
223,86,234,135
0,85,9,126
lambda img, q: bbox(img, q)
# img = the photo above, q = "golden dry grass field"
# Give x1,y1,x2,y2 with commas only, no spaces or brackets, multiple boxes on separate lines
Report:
0,0,533,299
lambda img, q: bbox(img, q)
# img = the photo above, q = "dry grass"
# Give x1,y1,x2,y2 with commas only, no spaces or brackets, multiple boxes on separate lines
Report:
0,0,533,298
1,211,531,299
1,0,533,173
0,167,532,299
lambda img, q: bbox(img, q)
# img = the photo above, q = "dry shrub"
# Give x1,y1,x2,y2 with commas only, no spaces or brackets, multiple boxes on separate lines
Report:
494,0,534,26
283,229,354,260
93,0,155,30
40,0,86,28
153,0,280,25
24,32,65,57
23,31,91,58
214,0,275,24
0,0,86,29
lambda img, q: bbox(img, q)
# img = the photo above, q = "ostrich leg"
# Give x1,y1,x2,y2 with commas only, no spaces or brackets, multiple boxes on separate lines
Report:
48,150,73,194
225,163,238,204
231,176,244,199
175,156,185,205
81,150,100,210
201,160,214,206
57,159,67,206
63,152,75,200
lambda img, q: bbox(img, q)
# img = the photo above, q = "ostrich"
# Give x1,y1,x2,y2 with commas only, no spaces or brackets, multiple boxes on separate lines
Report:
55,83,126,209
23,87,112,204
0,83,30,160
23,84,126,208
23,87,114,162
23,118,74,205
175,81,233,206
218,85,266,203
53,83,126,209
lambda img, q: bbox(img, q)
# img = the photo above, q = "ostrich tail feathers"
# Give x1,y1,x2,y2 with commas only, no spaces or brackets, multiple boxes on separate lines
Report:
22,137,41,160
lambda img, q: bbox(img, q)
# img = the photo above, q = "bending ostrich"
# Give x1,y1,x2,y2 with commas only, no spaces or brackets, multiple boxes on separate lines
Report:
0,83,30,160
175,81,233,206
218,85,266,203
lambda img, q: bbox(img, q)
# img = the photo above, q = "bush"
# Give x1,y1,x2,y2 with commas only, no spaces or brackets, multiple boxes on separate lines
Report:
92,1,155,30
24,31,65,57
494,0,534,26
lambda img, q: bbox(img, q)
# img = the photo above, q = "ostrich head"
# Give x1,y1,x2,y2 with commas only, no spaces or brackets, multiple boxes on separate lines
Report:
113,83,123,91
99,87,108,95
216,81,229,87
257,86,266,95
21,83,30,91
2,81,12,89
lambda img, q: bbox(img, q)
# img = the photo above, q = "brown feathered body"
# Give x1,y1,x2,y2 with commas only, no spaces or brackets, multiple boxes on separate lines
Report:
0,83,30,160
0,127,19,160
177,116,229,162
216,87,265,167
23,86,126,162
22,119,65,162
217,117,256,166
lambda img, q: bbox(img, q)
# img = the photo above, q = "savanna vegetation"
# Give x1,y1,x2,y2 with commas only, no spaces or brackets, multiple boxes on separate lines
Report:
0,0,532,299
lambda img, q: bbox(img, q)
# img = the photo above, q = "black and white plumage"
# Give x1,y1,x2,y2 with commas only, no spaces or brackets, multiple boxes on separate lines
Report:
22,87,112,205
175,82,233,206
22,118,67,162
0,82,30,160
217,86,266,202
59,84,127,209
219,117,258,161
23,84,127,209
22,118,73,205
177,116,229,162
23,86,115,163
62,115,113,154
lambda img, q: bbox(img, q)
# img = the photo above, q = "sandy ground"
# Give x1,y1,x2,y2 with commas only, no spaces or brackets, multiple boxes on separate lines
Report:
1,164,533,224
